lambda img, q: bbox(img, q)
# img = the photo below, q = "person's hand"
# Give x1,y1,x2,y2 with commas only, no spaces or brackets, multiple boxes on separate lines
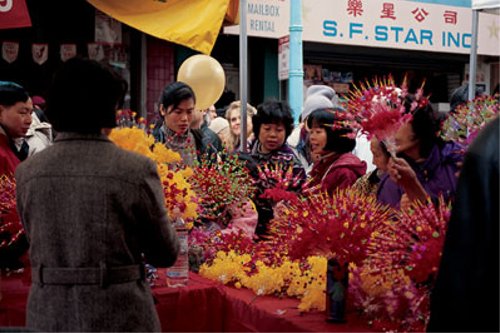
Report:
387,157,418,188
388,157,429,204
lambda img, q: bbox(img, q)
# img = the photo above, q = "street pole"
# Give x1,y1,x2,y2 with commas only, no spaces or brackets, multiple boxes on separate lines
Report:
468,9,479,101
288,0,303,124
239,0,248,152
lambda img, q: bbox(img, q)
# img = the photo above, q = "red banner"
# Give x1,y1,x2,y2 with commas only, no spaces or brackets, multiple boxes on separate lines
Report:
0,0,32,30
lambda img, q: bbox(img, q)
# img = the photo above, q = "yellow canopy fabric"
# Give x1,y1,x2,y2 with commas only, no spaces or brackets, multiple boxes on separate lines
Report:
87,0,231,54
224,0,240,25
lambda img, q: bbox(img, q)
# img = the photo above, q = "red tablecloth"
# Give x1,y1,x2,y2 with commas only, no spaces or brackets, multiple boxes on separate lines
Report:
0,268,373,332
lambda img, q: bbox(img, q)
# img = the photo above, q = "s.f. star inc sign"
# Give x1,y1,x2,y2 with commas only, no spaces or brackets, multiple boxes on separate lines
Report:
224,0,500,56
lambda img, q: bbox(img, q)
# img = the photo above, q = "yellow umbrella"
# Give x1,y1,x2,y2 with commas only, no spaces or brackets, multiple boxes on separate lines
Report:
87,0,238,54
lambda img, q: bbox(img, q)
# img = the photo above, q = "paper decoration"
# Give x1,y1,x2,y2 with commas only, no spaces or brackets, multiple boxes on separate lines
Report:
95,10,122,45
0,0,32,29
60,44,77,62
88,43,105,61
32,43,48,65
2,41,19,63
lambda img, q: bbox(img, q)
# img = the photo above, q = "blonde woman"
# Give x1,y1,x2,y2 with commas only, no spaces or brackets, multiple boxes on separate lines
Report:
225,100,257,151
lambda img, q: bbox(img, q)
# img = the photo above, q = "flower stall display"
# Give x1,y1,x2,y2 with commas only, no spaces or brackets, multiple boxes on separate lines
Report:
367,197,450,284
196,186,453,331
441,95,499,146
257,162,303,204
110,105,456,332
188,154,256,227
351,197,451,331
280,188,393,266
199,188,394,314
275,188,394,322
109,124,198,223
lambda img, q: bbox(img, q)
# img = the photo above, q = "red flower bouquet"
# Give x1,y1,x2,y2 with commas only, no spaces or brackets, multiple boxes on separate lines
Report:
189,154,256,224
347,76,427,155
271,188,393,266
0,174,24,249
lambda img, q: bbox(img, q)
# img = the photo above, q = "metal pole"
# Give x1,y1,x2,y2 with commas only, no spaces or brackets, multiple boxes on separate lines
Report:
288,0,303,124
140,33,148,119
468,10,479,101
239,0,248,152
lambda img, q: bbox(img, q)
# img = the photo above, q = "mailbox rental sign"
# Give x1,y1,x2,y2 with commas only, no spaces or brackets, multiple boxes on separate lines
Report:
224,0,500,56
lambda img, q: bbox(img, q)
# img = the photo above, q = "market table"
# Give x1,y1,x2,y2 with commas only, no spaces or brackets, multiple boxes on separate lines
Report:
0,268,373,332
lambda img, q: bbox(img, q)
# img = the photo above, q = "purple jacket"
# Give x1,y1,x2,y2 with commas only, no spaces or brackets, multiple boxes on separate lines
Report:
377,142,464,208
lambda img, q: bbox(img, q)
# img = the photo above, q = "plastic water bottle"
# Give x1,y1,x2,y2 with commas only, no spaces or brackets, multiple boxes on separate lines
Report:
166,217,189,287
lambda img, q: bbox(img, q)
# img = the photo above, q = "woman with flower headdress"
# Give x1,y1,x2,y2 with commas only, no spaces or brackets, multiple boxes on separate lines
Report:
238,100,305,238
153,82,218,166
306,108,367,195
377,95,464,208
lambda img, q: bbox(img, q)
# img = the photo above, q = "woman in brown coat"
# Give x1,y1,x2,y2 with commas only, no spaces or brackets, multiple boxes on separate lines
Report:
15,58,179,332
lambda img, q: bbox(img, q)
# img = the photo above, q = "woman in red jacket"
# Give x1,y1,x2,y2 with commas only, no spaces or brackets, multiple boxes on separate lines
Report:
0,81,33,176
307,108,366,194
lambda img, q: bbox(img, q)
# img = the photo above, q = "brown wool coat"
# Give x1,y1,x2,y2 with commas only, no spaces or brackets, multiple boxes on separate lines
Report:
15,133,179,332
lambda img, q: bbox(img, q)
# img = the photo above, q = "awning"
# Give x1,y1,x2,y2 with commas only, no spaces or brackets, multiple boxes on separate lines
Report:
87,0,238,54
472,0,500,10
0,0,32,30
468,0,499,99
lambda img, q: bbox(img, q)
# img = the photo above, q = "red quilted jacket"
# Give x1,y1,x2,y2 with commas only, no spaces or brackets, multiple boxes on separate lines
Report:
309,152,367,194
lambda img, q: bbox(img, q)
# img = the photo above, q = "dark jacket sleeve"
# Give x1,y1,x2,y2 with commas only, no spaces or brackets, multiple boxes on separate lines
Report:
192,129,219,164
136,160,179,267
428,117,499,332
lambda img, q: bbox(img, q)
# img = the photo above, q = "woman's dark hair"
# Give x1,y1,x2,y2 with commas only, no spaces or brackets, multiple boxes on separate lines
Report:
46,57,127,133
404,94,443,158
306,108,356,154
159,82,195,113
0,81,29,107
252,100,294,139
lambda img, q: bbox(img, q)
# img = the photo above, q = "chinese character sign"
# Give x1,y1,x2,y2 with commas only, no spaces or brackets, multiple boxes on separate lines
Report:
302,0,499,56
225,0,499,56
380,3,396,20
347,0,363,17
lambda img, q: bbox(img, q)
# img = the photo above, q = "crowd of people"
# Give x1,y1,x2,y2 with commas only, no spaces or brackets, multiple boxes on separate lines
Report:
0,57,498,332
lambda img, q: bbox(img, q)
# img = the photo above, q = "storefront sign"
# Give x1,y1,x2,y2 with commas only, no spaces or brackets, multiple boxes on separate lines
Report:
224,0,499,56
0,0,31,30
224,0,289,38
278,35,289,80
305,0,499,56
